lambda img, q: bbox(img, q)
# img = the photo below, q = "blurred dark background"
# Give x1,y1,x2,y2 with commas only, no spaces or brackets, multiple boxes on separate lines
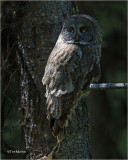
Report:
75,1,127,159
1,1,127,159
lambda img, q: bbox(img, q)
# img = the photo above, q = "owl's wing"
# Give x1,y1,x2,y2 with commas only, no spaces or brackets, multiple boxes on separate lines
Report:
42,43,82,120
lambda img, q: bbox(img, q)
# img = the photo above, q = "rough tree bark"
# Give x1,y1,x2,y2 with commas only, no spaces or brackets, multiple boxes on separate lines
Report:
1,1,91,159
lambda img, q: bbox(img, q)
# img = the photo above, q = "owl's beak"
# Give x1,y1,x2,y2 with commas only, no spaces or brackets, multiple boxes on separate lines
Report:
75,35,79,42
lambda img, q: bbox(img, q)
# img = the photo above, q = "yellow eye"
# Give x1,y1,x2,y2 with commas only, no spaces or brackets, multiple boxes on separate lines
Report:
80,27,86,33
70,27,74,33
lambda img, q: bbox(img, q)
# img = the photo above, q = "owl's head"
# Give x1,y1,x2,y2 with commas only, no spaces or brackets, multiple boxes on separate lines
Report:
60,14,102,45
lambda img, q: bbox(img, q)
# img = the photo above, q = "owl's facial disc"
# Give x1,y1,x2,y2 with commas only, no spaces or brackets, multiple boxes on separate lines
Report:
62,18,94,45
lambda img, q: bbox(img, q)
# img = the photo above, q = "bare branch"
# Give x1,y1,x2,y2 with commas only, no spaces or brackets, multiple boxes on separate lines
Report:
87,83,128,90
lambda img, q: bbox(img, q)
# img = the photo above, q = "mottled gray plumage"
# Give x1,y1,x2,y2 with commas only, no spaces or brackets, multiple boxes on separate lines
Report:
42,14,102,141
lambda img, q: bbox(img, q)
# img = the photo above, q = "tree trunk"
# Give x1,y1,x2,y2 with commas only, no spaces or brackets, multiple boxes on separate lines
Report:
1,1,91,159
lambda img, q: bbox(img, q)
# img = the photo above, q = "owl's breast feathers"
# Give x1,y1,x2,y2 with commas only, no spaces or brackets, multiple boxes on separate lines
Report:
42,42,101,138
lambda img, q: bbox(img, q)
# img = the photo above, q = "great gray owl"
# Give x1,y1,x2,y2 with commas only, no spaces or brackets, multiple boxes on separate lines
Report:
42,14,102,142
